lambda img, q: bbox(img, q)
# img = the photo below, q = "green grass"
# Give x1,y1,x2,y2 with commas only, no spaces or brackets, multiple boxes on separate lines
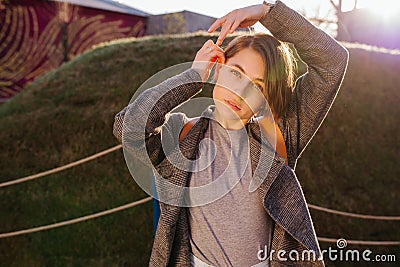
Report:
0,33,399,266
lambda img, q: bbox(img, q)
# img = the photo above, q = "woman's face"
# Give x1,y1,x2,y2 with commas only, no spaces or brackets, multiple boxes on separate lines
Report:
213,48,266,123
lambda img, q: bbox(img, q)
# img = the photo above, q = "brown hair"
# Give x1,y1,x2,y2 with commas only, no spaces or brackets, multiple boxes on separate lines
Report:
224,33,297,120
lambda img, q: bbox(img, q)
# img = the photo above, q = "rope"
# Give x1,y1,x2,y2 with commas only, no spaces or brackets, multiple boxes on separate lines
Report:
0,145,122,188
0,143,399,222
318,237,400,246
0,196,152,238
308,204,400,221
0,195,398,247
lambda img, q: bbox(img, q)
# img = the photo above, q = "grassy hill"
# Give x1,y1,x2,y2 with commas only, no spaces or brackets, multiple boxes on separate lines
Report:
0,33,399,266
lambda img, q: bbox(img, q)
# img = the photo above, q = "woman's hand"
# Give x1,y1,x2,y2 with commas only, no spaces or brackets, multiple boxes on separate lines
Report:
191,39,225,82
208,4,270,46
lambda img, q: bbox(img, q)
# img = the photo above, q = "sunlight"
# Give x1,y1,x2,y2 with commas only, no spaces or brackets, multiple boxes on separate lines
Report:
358,0,400,19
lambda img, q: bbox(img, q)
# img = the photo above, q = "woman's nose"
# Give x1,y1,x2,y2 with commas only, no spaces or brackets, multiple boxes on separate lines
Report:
233,85,246,97
233,81,254,99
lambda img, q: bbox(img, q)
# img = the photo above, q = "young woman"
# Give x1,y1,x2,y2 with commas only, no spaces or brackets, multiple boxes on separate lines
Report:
113,1,348,266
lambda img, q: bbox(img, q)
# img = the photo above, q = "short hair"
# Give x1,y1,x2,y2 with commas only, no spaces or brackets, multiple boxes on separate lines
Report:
224,33,297,120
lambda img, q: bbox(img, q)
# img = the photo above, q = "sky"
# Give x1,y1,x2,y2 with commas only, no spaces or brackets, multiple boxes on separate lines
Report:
118,0,310,17
118,0,383,18
119,0,336,34
117,0,399,36
119,0,317,17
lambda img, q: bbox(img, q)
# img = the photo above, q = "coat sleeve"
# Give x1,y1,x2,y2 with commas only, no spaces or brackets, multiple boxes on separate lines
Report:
259,1,349,159
113,68,203,166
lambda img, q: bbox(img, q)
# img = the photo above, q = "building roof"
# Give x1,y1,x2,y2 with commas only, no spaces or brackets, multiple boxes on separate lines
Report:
51,0,150,17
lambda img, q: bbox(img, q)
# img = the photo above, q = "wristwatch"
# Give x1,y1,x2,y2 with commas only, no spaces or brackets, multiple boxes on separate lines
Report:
263,0,277,13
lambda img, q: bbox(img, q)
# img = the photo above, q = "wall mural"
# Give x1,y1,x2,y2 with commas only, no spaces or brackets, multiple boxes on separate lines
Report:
0,0,146,101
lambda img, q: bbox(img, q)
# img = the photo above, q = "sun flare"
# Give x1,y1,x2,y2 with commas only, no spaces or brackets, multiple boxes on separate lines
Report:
358,0,400,19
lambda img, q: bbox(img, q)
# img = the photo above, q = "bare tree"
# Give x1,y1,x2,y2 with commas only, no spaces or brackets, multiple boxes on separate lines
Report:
353,0,358,10
56,1,73,62
301,0,359,40
328,0,343,21
162,13,186,34
328,0,350,40
299,3,337,36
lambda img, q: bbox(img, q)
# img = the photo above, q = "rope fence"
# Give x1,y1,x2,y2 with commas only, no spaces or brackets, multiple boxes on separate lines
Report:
0,145,399,245
318,237,400,246
308,204,400,221
1,144,398,221
0,196,152,238
0,145,122,188
0,195,398,246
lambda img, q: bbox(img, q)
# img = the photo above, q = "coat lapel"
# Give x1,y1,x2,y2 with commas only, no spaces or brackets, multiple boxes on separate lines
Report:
246,122,321,257
151,112,210,266
155,114,209,206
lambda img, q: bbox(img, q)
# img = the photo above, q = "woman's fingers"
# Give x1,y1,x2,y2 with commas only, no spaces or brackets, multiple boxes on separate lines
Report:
208,5,266,45
230,19,241,34
207,45,225,66
202,39,214,49
198,40,225,62
208,16,226,33
192,40,225,81
212,49,225,64
208,12,237,45
211,11,245,45
216,18,235,46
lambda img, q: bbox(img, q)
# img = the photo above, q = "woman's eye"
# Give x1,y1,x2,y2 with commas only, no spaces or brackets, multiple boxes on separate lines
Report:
230,69,242,79
253,83,262,91
246,82,261,92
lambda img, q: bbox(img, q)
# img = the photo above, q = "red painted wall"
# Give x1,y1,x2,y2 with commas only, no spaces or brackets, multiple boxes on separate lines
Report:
0,0,147,101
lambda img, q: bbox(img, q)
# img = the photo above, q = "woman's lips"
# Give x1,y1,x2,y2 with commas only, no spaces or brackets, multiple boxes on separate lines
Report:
224,99,241,111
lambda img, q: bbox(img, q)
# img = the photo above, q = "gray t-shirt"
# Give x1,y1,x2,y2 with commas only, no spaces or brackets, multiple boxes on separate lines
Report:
188,117,273,267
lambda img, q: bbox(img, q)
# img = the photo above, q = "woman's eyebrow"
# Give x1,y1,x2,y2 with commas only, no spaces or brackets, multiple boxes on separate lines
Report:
231,63,265,84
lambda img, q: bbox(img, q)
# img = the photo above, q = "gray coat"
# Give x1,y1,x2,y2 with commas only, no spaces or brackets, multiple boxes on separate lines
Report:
113,1,349,266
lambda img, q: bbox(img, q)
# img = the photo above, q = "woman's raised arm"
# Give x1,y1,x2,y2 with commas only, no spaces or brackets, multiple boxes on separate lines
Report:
113,40,224,166
259,1,349,158
209,1,349,159
113,68,203,166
